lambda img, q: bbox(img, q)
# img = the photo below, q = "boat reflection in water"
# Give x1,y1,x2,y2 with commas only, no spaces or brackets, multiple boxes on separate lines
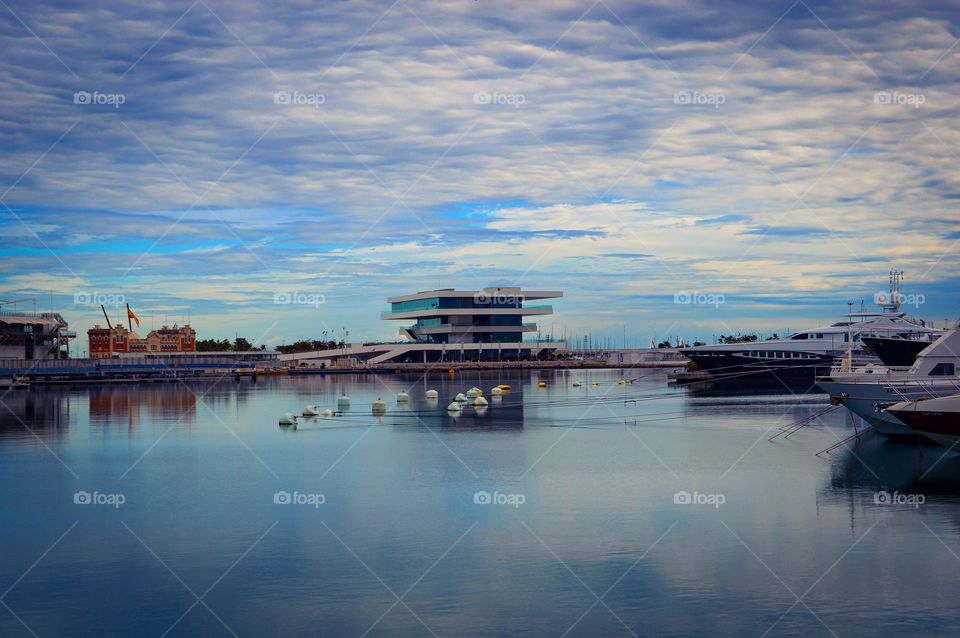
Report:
821,434,960,512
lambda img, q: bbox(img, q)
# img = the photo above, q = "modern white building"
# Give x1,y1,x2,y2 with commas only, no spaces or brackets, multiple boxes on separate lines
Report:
277,287,564,366
379,287,564,362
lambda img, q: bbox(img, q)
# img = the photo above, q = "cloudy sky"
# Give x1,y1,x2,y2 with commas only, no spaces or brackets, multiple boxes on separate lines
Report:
2,0,959,349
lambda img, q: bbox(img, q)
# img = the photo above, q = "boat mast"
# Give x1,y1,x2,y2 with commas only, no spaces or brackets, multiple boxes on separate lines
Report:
881,269,904,313
846,301,853,371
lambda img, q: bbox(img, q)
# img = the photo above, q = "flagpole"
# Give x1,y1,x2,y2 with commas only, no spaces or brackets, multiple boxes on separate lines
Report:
127,303,132,332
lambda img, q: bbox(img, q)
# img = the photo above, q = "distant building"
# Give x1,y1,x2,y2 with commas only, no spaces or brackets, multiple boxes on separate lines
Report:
0,312,74,360
378,286,564,361
88,324,196,359
277,286,564,367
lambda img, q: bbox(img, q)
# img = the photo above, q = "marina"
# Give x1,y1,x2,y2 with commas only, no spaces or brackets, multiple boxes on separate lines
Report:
4,0,959,633
679,273,941,384
3,369,960,636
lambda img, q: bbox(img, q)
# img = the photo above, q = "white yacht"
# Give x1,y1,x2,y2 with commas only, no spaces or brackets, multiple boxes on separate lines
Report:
680,272,938,382
816,321,960,436
679,311,936,382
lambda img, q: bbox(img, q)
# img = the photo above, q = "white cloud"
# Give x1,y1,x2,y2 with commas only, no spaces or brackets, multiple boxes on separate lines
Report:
1,0,958,342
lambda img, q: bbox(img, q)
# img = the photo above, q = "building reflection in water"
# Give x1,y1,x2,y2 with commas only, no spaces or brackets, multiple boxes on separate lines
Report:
284,371,528,431
0,390,72,440
88,384,197,429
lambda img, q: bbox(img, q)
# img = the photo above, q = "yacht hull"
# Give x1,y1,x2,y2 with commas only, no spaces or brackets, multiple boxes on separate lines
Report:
861,337,932,367
682,350,836,382
888,396,960,448
815,380,934,437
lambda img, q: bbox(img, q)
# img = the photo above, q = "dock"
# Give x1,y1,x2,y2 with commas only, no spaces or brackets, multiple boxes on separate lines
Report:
667,370,713,384
0,355,265,386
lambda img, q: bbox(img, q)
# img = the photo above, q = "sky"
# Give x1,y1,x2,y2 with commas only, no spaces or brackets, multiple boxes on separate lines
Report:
1,0,959,351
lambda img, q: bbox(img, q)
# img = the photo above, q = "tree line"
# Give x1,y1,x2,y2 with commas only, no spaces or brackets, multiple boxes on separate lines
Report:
194,338,345,353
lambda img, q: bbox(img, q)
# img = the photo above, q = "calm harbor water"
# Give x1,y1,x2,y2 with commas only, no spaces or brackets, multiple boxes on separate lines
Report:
2,368,960,637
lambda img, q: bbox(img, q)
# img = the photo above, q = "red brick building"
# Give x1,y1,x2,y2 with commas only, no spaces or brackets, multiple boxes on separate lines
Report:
88,324,196,359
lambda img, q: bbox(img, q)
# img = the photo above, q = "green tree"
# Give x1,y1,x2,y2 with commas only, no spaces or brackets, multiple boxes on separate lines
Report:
196,338,231,352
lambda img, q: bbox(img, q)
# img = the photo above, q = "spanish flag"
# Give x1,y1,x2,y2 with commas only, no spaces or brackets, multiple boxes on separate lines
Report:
127,304,140,328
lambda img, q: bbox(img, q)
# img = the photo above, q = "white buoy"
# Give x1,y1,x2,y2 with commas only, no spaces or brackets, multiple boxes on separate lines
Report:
467,387,482,397
572,381,582,387
447,401,462,412
279,412,297,425
322,408,335,418
397,391,410,403
303,405,320,416
455,393,468,403
372,398,387,414
337,395,351,410
425,389,439,399
473,396,489,407
490,387,503,396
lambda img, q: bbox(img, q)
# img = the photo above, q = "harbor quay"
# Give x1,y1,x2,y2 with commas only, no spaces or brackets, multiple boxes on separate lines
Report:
0,286,688,385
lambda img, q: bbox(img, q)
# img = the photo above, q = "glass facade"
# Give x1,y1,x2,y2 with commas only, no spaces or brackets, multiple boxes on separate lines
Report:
391,297,441,313
391,296,532,313
408,332,524,344
485,333,522,343
386,290,558,352
486,315,522,326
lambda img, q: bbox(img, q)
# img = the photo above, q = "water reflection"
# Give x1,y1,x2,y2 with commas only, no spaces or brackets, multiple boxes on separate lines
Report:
284,372,530,431
682,377,824,398
824,436,960,503
88,384,197,427
0,389,72,439
5,371,960,636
